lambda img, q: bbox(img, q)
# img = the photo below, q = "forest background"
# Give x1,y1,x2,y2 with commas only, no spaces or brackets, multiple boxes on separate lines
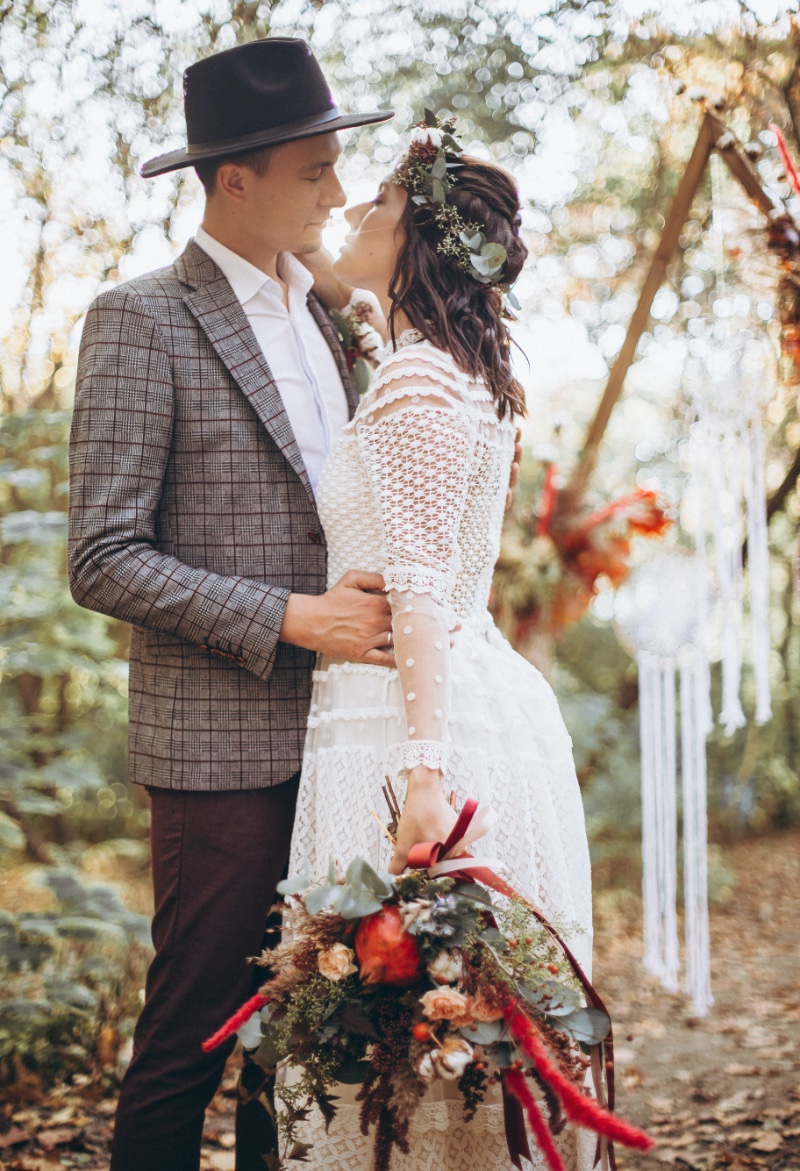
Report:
1,0,799,1129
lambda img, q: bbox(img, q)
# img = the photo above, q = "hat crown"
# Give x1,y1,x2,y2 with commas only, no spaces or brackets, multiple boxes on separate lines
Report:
183,38,336,146
140,35,391,178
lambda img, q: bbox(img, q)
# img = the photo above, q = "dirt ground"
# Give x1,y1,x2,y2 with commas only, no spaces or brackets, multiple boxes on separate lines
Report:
1,828,799,1171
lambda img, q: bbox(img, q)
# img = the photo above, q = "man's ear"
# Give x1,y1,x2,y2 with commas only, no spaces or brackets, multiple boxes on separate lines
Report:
215,162,249,203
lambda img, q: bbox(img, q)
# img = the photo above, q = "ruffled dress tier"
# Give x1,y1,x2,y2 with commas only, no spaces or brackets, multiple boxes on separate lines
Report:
287,335,594,1171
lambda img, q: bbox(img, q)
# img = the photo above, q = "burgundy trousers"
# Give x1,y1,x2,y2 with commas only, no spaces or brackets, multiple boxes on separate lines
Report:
110,775,300,1171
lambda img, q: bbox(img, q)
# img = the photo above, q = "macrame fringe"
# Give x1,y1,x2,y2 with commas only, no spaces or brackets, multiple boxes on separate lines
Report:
638,409,772,1015
639,651,713,1014
637,651,679,991
680,661,714,1017
707,427,746,735
743,420,772,725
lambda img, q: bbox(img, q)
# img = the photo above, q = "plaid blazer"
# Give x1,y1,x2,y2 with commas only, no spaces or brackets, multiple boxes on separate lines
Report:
68,240,358,791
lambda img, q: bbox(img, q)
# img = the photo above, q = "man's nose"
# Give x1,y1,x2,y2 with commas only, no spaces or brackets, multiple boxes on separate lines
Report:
325,171,347,210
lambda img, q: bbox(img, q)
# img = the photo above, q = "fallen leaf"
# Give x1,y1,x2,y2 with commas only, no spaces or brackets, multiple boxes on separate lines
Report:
749,1133,784,1153
217,1133,236,1149
35,1127,79,1151
204,1152,235,1171
8,1159,61,1170
0,1128,29,1149
648,1096,676,1112
45,1107,75,1127
724,1064,761,1077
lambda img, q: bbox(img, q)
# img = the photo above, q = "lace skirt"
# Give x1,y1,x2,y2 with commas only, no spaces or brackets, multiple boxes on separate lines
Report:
286,615,594,1171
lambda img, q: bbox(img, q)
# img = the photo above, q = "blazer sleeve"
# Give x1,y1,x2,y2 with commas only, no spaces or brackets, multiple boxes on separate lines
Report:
68,285,290,681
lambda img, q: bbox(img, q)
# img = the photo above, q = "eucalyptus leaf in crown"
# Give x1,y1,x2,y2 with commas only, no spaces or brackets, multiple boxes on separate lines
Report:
393,109,521,309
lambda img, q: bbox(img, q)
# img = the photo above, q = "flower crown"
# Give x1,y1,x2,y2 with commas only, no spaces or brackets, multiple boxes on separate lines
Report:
393,110,521,308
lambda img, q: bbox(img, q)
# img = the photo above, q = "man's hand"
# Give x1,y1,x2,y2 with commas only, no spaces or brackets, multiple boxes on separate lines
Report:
388,766,457,875
280,570,394,667
506,427,523,511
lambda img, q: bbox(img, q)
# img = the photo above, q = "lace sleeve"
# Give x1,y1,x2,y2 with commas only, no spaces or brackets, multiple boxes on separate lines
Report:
355,356,476,773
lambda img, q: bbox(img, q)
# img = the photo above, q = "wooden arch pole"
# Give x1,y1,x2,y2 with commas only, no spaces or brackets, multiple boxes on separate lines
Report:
557,107,783,518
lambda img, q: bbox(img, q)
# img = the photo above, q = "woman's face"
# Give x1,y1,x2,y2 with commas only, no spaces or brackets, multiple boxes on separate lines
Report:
333,176,407,295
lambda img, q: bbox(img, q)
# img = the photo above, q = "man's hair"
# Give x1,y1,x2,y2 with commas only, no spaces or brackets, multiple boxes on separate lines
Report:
194,145,273,196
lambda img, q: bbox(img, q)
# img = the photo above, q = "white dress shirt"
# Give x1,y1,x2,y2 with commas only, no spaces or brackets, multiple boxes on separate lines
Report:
195,226,349,492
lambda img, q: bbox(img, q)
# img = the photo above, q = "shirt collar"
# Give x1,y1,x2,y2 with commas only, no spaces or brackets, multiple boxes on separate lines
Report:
194,226,314,308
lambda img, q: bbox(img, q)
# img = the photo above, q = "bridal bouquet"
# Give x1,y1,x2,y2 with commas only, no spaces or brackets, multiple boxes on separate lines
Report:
204,801,651,1171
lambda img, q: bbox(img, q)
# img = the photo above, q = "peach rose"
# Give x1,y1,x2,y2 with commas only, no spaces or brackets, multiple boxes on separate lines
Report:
317,943,357,982
467,991,505,1023
420,987,471,1025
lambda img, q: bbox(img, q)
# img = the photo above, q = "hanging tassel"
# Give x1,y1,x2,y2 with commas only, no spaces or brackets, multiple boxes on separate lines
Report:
638,651,660,978
708,428,746,734
658,656,680,992
638,652,679,991
743,421,772,725
690,426,715,738
680,660,714,1016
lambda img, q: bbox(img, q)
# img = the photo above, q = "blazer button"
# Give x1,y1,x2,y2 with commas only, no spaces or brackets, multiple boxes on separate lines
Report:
308,530,323,545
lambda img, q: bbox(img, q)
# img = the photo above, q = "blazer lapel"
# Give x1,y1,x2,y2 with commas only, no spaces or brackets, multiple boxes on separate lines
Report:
307,292,360,419
177,242,315,504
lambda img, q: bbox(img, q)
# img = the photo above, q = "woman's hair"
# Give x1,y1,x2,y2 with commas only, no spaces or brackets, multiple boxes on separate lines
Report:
388,155,528,418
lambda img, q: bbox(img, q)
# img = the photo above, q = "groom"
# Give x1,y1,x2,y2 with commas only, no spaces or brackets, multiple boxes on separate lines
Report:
68,38,395,1171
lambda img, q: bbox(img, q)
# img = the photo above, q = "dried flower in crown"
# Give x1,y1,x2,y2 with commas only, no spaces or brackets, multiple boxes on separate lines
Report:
393,109,521,309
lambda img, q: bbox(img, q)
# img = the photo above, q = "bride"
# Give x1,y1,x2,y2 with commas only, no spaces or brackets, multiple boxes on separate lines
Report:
287,120,594,1171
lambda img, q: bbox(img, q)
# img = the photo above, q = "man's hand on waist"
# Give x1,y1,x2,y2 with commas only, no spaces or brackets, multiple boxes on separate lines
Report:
279,570,395,667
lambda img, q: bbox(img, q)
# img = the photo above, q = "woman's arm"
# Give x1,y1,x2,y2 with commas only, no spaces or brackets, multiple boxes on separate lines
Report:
355,363,475,871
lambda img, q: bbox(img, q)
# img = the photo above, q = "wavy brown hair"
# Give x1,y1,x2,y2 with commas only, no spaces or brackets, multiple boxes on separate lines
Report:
388,155,528,418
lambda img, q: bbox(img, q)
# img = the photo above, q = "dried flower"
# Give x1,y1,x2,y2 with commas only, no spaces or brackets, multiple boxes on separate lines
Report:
410,125,443,148
417,1036,475,1083
427,949,464,985
466,990,505,1023
398,898,433,930
420,986,471,1024
317,942,357,981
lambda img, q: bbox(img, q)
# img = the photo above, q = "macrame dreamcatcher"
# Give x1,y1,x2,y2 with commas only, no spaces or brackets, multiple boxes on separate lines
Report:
615,549,716,1016
684,332,773,736
613,157,774,1017
617,336,772,1018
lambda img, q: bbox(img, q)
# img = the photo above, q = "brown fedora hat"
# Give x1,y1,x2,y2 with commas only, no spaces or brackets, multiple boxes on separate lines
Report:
141,37,392,179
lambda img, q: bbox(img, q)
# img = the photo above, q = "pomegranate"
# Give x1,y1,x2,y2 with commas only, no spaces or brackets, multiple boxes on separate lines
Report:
355,904,423,985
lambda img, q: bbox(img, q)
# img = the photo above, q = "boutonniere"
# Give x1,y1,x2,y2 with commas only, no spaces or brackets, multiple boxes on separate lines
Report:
331,296,386,395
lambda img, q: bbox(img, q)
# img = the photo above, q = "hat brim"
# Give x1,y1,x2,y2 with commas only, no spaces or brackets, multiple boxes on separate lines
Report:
141,108,393,178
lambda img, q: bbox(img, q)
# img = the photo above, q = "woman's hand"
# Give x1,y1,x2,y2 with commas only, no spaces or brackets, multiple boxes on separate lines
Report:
293,245,354,311
389,765,458,875
506,427,522,512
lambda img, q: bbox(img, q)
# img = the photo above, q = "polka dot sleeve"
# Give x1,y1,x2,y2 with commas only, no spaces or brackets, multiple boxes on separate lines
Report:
355,366,476,773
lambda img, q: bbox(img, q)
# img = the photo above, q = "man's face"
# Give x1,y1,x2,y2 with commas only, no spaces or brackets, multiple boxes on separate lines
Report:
217,132,346,254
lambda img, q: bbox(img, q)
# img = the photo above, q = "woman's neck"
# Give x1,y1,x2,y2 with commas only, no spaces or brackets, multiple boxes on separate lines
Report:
386,304,414,340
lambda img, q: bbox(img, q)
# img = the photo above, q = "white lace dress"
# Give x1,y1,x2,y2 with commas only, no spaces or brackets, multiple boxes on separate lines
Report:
287,335,594,1171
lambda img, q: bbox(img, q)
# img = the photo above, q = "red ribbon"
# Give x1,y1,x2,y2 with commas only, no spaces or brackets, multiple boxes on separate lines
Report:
408,797,619,1169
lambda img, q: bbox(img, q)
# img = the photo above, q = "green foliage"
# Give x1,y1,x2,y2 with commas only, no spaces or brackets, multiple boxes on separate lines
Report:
0,409,141,861
0,870,150,1088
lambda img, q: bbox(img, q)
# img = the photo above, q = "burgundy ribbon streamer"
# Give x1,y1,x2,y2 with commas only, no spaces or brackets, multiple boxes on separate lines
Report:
408,797,617,1168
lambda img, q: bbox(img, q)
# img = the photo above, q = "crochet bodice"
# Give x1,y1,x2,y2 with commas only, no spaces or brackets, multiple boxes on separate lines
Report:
315,334,517,772
318,335,516,621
